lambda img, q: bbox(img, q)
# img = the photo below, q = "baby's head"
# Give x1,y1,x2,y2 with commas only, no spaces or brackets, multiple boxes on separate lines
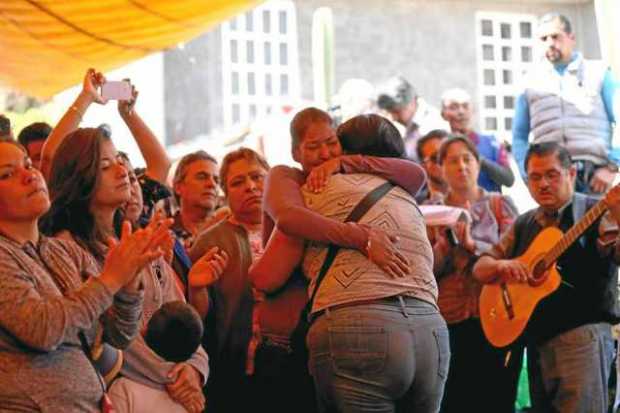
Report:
145,301,204,363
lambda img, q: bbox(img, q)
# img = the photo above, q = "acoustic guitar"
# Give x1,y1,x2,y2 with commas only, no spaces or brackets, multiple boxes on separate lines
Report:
479,199,608,348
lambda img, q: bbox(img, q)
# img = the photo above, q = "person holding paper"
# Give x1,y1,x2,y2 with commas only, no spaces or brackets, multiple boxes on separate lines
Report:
427,135,521,412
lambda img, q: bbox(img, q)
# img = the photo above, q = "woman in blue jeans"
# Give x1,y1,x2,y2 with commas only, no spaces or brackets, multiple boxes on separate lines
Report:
250,113,449,413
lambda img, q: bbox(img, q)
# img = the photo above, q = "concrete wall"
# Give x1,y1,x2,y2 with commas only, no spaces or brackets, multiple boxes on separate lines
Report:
295,0,599,109
164,30,224,145
161,0,599,143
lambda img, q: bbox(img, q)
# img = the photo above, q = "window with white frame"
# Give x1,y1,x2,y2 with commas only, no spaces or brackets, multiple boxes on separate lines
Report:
221,0,300,127
475,12,538,143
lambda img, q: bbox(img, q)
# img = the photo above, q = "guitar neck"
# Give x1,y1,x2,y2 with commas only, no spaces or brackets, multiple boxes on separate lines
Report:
545,200,607,264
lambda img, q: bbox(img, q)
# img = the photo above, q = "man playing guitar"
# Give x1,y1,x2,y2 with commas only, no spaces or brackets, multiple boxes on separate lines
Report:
473,141,620,413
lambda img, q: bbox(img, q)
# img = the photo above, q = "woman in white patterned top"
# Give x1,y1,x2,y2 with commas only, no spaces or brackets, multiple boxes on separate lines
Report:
251,114,449,413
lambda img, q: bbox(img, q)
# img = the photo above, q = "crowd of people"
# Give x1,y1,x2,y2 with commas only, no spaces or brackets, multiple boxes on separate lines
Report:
0,11,619,413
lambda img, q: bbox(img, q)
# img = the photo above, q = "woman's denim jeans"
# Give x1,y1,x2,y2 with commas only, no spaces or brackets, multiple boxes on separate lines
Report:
307,296,450,413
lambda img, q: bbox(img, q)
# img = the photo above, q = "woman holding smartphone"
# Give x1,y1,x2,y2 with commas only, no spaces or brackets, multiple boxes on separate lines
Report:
39,69,222,413
0,139,167,411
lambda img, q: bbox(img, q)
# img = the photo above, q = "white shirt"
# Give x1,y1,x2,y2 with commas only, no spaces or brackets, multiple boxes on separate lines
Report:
108,377,188,413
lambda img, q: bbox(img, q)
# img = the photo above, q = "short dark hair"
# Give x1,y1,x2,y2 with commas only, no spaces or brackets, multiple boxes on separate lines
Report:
145,301,204,363
0,115,12,139
524,142,572,172
376,76,417,111
17,122,52,148
336,114,405,158
538,12,572,34
438,135,480,165
290,107,333,150
416,129,449,161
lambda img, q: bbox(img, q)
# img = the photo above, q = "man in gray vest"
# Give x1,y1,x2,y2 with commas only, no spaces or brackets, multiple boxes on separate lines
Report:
512,12,618,194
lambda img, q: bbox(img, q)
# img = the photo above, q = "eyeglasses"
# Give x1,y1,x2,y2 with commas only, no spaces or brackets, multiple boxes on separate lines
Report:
526,170,564,184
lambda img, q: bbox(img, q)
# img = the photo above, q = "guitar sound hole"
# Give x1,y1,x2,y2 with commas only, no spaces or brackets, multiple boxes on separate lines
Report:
529,259,548,287
532,260,546,279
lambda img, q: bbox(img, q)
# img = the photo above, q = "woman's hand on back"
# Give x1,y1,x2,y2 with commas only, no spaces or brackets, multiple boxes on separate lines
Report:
306,157,342,193
365,227,411,278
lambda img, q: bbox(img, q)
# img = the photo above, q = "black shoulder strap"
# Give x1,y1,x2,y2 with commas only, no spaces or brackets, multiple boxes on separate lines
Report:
307,181,394,308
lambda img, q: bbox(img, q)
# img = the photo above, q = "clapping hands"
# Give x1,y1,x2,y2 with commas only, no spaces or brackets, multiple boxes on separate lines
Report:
100,218,173,292
188,246,229,288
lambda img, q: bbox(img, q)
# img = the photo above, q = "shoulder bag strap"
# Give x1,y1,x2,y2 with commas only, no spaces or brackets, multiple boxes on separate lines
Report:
307,181,395,308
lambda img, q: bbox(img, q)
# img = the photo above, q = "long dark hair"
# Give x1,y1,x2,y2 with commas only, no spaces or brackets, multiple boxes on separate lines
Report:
40,127,123,262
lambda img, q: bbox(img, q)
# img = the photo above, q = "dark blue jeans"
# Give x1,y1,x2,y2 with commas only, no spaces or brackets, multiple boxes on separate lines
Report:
307,296,449,413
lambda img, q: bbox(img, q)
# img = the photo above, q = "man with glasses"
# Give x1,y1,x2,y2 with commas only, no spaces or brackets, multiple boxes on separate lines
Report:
512,12,619,194
473,141,620,412
415,129,449,203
